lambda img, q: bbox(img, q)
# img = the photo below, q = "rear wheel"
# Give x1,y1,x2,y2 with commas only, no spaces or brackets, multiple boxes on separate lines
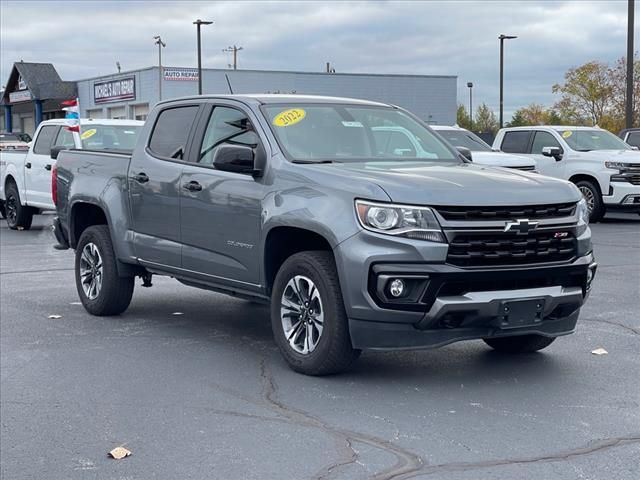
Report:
574,179,604,222
0,201,5,219
483,335,556,353
5,182,33,230
75,225,134,316
270,251,360,375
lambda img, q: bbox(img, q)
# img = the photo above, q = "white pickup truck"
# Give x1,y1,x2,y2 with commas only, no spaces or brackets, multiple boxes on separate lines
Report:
0,118,143,229
493,126,640,221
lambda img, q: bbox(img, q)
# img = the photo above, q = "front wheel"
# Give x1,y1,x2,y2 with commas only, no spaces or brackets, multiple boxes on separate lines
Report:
75,225,134,316
574,179,604,222
483,335,556,353
270,251,360,375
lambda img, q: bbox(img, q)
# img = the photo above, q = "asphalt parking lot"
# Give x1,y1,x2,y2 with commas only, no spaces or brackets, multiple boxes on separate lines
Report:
1,213,638,480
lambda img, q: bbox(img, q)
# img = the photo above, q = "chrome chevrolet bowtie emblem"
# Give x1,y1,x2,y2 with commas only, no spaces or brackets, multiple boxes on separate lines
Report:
504,218,539,235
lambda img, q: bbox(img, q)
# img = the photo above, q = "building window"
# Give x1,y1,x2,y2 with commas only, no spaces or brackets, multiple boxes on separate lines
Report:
132,104,149,121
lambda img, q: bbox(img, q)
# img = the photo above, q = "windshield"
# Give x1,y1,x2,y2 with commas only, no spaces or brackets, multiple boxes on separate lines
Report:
556,129,631,151
263,104,458,163
80,125,142,151
435,129,492,152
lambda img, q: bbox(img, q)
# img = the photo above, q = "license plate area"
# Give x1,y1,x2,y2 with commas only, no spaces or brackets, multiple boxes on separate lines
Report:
498,299,545,329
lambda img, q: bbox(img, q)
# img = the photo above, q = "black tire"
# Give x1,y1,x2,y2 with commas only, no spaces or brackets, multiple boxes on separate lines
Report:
0,201,5,219
270,251,360,375
5,182,34,230
483,335,556,353
75,225,134,316
574,179,604,222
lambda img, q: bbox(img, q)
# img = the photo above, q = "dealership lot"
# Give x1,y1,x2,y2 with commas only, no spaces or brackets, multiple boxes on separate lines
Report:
1,214,638,479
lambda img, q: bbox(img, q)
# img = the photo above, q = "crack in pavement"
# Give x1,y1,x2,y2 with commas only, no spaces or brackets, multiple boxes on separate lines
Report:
584,318,640,335
401,435,640,478
258,360,423,480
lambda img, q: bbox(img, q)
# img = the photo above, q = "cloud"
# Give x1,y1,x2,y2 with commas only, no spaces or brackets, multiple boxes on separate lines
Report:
1,0,635,118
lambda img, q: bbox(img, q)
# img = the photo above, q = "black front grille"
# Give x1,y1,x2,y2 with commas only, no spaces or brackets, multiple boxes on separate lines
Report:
447,231,577,267
627,174,640,185
436,203,576,221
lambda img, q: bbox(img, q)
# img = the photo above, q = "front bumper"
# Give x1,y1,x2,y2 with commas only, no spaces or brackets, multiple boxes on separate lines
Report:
335,229,596,350
603,181,640,211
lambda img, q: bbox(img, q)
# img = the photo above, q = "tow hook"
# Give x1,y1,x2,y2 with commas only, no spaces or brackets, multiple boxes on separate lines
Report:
141,272,153,288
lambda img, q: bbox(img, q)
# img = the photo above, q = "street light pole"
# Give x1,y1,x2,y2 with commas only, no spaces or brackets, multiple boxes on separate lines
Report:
499,34,517,129
626,0,635,129
153,36,166,101
193,19,213,95
467,82,473,130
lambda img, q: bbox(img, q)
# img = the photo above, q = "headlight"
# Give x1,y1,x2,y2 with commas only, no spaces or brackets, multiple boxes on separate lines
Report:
605,161,627,169
577,198,589,225
355,200,445,242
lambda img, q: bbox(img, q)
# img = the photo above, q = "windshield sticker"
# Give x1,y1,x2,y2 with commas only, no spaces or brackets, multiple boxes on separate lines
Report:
123,130,136,135
273,108,306,127
342,121,363,128
562,130,573,138
80,129,97,140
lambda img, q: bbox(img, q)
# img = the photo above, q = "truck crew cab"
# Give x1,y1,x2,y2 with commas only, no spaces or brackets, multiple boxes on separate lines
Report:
54,95,596,375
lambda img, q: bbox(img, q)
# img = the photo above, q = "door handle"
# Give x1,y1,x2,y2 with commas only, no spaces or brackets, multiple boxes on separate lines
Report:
182,181,202,192
25,162,32,169
133,172,149,184
44,164,52,171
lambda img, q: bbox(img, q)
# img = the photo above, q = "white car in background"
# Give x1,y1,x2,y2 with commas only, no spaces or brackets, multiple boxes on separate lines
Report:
0,118,143,229
0,132,30,151
493,125,640,221
431,125,537,172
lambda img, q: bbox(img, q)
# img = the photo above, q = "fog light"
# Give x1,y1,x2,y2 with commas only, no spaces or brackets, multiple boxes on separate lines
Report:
389,279,405,298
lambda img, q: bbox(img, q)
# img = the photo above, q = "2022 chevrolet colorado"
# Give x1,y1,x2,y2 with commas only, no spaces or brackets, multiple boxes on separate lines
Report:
53,95,597,375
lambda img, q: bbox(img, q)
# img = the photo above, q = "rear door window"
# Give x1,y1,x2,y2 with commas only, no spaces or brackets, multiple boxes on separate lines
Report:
149,106,199,160
32,125,60,155
501,131,531,154
531,131,561,154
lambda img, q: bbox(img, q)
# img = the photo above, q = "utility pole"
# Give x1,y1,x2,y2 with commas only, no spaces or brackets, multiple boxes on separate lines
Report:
626,0,635,128
467,82,474,130
193,19,213,94
223,45,243,70
499,34,517,129
153,36,166,100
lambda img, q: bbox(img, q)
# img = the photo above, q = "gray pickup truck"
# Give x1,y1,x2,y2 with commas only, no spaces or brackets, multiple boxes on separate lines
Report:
53,95,597,375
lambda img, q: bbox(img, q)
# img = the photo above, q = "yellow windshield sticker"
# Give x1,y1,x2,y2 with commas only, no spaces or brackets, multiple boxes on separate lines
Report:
80,129,97,140
562,130,573,138
273,108,306,127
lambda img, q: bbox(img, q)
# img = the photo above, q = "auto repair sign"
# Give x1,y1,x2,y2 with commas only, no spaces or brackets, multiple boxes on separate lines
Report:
94,77,136,103
163,68,199,81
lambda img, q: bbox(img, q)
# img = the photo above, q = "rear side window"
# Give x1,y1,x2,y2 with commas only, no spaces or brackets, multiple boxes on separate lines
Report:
33,125,59,155
531,131,561,154
626,131,640,148
501,131,531,153
149,106,199,160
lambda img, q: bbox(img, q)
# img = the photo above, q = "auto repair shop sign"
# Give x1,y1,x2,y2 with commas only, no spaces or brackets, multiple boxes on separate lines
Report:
94,77,136,104
163,67,199,81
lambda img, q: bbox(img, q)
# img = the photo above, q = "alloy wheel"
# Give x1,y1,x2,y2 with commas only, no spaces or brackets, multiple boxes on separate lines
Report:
79,242,103,300
579,185,595,213
6,194,17,225
280,275,324,355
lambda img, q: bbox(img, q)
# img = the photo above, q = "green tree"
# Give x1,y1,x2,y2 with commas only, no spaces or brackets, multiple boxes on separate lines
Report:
507,104,568,127
474,103,498,134
552,61,614,125
456,104,472,130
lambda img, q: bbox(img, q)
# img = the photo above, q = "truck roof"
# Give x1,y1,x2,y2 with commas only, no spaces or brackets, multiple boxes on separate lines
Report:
499,125,603,131
37,118,145,127
157,94,391,108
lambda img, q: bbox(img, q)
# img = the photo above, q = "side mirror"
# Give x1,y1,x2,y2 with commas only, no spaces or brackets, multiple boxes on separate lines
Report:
456,146,473,162
50,146,66,160
542,146,563,161
213,143,263,177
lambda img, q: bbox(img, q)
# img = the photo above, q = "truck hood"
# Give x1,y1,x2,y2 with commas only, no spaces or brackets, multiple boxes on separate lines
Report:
577,149,640,164
470,151,536,168
311,161,579,206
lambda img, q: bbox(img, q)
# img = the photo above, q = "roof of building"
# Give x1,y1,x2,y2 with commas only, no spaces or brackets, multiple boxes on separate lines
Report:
1,62,77,105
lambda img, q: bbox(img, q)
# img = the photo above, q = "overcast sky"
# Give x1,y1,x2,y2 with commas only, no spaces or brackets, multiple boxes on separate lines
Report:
0,0,636,118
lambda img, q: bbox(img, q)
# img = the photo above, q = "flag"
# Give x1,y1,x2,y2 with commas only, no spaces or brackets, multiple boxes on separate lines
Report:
61,98,81,133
